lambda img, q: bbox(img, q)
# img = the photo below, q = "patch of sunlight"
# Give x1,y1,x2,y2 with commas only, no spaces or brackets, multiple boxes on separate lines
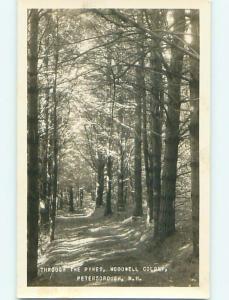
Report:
122,217,133,224
61,225,89,232
101,248,137,257
55,237,114,251
48,245,86,255
57,214,85,220
38,254,48,265
39,201,45,209
115,230,135,238
89,225,123,234
179,243,190,251
90,238,118,245
89,226,107,233
86,210,96,217
62,237,98,246
50,237,98,251
61,259,86,268
62,256,100,269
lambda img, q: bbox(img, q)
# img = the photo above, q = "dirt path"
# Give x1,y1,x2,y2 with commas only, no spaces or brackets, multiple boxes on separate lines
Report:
35,209,198,287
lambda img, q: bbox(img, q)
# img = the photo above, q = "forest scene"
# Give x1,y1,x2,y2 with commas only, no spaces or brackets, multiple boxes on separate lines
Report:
27,8,199,287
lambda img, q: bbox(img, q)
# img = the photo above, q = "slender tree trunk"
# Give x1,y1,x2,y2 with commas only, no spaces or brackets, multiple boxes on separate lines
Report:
40,25,51,226
59,190,64,210
117,93,126,212
133,20,145,217
133,62,143,217
104,54,115,216
47,145,52,217
152,88,163,236
40,107,50,226
69,186,74,212
158,10,185,238
190,10,199,258
79,188,84,208
117,149,125,211
50,92,58,241
75,181,79,207
96,154,105,207
104,155,113,216
50,19,59,242
142,64,154,221
27,9,39,284
148,19,163,235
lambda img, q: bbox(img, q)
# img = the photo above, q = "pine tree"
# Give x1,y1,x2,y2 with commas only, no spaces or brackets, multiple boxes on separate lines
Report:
189,10,199,257
158,10,185,238
27,9,40,283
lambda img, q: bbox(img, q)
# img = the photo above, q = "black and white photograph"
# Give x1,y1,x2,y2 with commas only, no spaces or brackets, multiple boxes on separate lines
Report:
17,0,210,298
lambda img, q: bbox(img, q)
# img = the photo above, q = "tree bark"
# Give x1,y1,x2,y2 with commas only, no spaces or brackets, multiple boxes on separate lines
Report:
59,190,64,210
79,188,84,208
132,14,146,217
117,146,125,211
142,62,154,222
40,19,51,226
158,10,185,238
148,13,163,235
104,155,113,216
69,186,74,212
189,10,199,258
152,88,163,236
117,92,127,212
47,144,52,216
133,58,143,217
27,9,39,284
50,17,59,242
95,153,105,207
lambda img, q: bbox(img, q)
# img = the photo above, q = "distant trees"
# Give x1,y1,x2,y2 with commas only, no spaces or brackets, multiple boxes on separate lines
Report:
27,8,200,283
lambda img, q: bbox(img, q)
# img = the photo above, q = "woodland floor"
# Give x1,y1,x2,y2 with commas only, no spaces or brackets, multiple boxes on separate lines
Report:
33,199,199,287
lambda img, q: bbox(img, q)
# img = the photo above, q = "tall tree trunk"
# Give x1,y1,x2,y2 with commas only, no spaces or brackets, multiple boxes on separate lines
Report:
27,9,39,284
152,88,163,236
133,61,143,217
117,146,125,211
104,155,113,216
59,190,64,210
40,106,50,226
148,13,163,235
117,93,127,212
142,64,154,222
79,188,84,208
47,144,52,217
50,18,59,242
133,14,147,217
158,10,185,238
40,23,51,226
96,153,105,207
69,186,74,212
190,10,199,258
50,88,58,242
133,17,146,217
104,53,115,216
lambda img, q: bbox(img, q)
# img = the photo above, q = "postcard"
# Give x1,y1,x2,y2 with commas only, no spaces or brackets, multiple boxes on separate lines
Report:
17,0,210,298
